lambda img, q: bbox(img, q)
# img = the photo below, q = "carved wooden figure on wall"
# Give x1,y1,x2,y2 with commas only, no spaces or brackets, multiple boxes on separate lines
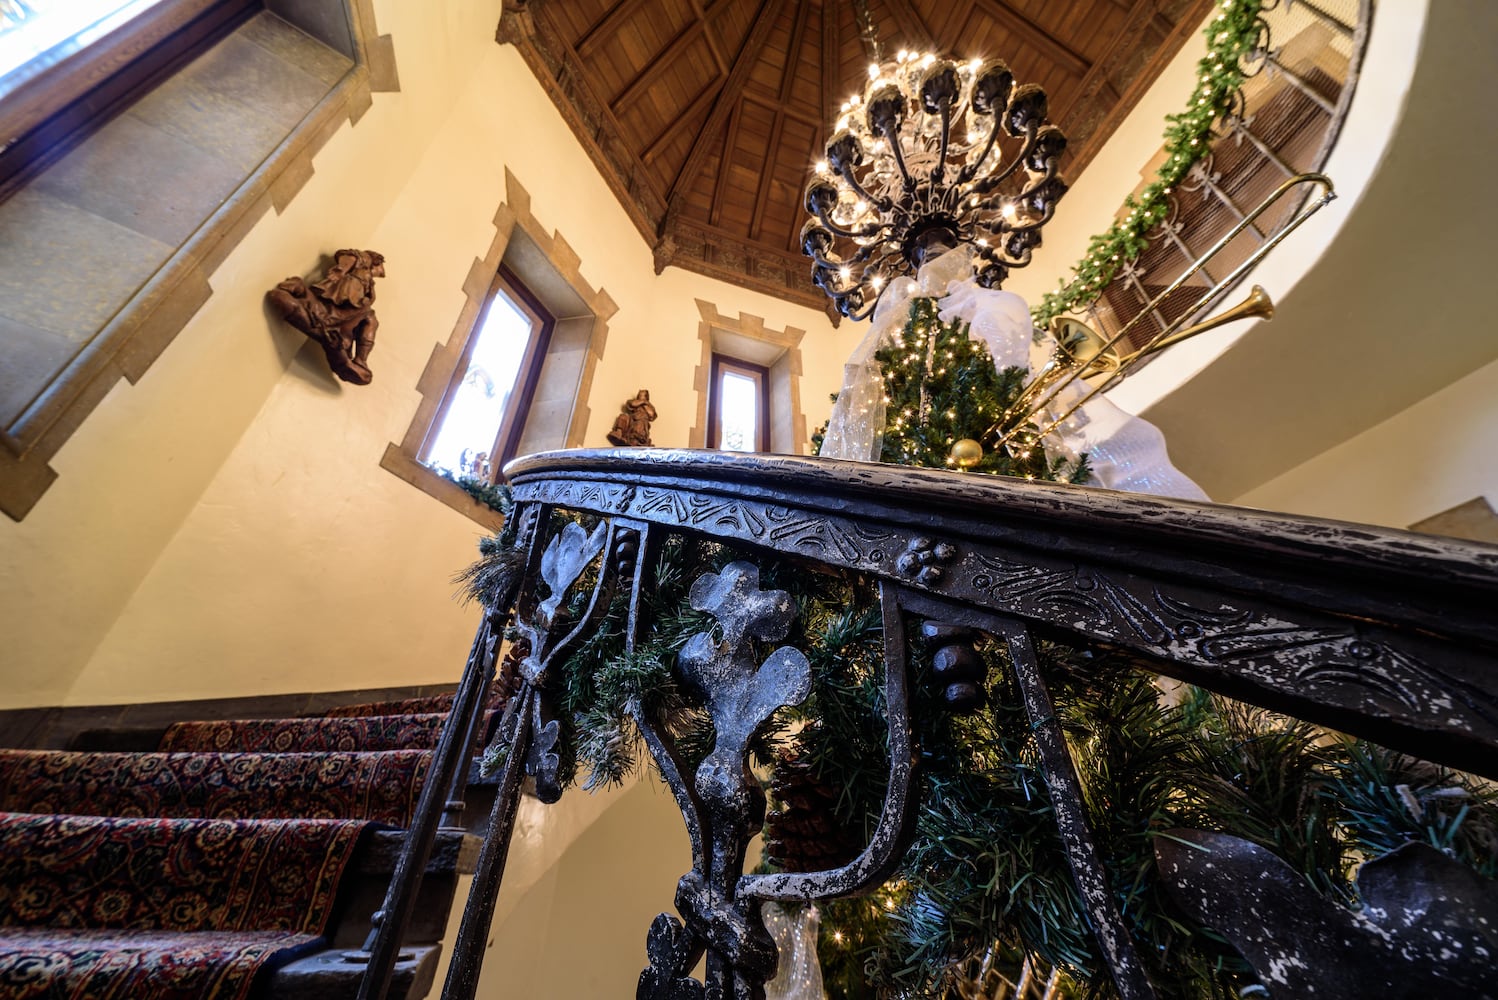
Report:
267,249,385,385
606,389,657,446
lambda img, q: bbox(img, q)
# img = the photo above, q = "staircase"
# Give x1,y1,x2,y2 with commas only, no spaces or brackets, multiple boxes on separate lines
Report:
0,690,502,1000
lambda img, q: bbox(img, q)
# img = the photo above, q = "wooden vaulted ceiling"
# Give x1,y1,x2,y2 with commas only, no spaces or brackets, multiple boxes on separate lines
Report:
497,0,1214,319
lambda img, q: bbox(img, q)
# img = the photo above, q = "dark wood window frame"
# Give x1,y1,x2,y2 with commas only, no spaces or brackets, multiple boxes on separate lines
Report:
382,170,616,533
420,266,555,481
0,0,258,196
707,353,770,453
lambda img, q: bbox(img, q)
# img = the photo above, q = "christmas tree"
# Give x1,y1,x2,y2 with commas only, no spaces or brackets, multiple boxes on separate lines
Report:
869,296,1086,483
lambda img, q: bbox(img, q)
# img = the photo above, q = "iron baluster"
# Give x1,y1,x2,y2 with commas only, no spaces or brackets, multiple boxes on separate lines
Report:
1000,623,1157,1000
439,682,537,1000
354,611,507,1000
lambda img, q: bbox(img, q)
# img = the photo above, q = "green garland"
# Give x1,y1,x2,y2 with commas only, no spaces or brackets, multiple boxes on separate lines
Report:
466,273,1496,997
439,470,513,515
468,513,1498,998
1031,0,1265,327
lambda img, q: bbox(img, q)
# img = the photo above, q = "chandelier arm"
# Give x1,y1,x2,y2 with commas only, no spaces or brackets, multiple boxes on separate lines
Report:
970,124,1038,195
956,115,1003,185
1005,201,1060,234
845,295,879,322
834,163,893,214
808,244,877,271
813,206,887,242
1015,161,1060,199
996,246,1035,268
877,120,917,191
932,101,953,186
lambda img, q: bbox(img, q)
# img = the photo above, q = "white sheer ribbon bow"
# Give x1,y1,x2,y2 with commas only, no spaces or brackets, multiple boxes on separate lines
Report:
819,250,1208,502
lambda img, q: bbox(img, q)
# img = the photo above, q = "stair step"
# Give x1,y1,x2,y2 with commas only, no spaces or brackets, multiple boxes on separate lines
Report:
263,943,440,1000
358,829,481,876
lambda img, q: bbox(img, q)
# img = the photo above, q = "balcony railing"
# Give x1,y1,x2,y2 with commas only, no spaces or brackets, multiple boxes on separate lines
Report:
360,448,1498,999
1091,0,1371,355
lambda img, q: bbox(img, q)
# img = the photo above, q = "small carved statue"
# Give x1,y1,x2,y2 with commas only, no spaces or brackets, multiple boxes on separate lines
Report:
267,249,385,385
607,389,657,447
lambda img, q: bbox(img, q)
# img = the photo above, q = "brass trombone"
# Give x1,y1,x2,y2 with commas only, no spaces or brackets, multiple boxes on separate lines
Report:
992,172,1335,454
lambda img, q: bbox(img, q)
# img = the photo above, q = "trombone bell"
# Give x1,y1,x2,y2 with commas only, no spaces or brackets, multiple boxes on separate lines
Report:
1049,316,1122,377
1136,284,1275,360
1048,284,1276,378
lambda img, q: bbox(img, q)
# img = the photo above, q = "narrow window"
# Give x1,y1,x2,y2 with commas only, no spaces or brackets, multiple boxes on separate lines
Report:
708,355,769,453
0,1,164,81
422,268,552,482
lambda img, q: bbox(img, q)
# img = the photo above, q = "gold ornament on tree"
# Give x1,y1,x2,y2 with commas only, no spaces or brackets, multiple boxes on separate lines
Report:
949,438,983,470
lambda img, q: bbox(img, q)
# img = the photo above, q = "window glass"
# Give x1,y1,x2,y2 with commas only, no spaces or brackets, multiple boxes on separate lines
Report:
708,354,768,452
424,288,537,481
0,0,164,84
716,370,758,453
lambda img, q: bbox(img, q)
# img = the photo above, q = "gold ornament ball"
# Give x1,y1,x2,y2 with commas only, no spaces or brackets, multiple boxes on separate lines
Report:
949,438,983,469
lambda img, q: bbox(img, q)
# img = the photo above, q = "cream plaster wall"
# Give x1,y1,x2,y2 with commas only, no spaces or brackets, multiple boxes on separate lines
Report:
0,0,505,707
44,30,852,707
1003,15,1209,307
1232,356,1498,529
478,779,691,999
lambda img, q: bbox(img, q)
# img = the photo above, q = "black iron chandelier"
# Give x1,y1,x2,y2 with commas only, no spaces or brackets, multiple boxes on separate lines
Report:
802,50,1069,320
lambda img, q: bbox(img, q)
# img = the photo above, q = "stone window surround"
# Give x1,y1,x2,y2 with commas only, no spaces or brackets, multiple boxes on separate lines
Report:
0,0,398,523
380,168,616,531
688,300,807,456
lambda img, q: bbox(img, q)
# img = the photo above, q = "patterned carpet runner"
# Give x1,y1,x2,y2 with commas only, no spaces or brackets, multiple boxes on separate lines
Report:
158,713,455,753
0,688,476,1000
0,928,323,1000
0,749,431,825
0,813,365,933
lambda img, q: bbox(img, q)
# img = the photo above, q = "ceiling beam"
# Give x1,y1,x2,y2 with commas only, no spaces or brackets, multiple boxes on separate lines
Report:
685,0,728,74
882,0,935,53
611,19,709,115
749,111,788,242
778,0,811,103
972,0,1090,76
575,0,647,58
642,77,721,164
708,103,741,227
1054,0,1155,125
663,0,789,218
750,0,811,243
821,0,840,119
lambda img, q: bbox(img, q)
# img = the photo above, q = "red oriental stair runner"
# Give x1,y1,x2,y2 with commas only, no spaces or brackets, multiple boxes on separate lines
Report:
0,693,495,1000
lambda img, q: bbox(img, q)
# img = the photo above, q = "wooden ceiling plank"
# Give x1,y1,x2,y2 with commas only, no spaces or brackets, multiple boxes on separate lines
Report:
576,0,649,57
664,0,789,212
685,0,728,74
611,19,708,115
778,0,812,103
882,0,935,53
643,80,720,163
709,102,742,227
821,0,841,118
750,108,789,241
971,0,1089,76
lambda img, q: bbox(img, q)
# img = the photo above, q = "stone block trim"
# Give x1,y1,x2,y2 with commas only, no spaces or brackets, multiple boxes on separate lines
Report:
382,169,615,528
0,0,397,522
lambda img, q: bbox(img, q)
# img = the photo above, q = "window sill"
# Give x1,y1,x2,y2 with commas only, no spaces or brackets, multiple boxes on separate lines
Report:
380,444,507,534
0,0,398,522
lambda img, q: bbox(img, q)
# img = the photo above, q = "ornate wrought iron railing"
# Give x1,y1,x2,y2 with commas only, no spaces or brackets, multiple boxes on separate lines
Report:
367,448,1498,999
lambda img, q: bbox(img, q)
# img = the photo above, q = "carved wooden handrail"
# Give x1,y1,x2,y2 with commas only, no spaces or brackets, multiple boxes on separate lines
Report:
437,449,1498,1000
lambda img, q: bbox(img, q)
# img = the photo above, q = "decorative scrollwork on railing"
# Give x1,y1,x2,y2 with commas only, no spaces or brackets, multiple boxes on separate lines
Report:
431,449,1498,1000
633,561,810,998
